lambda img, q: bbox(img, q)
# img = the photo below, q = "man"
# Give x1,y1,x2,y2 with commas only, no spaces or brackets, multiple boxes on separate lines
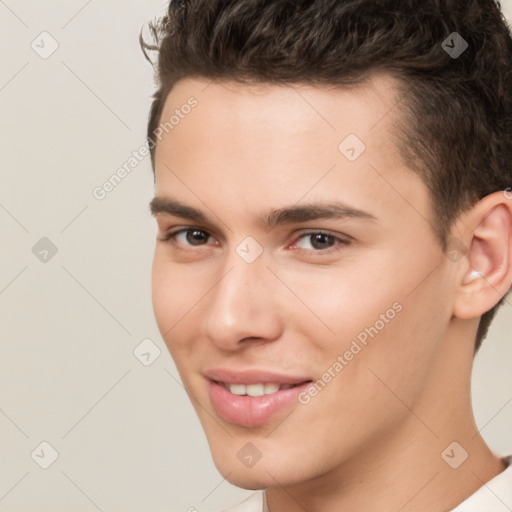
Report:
143,1,512,510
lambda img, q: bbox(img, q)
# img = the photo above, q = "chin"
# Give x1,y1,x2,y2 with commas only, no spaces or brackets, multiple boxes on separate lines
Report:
210,447,307,490
218,465,274,490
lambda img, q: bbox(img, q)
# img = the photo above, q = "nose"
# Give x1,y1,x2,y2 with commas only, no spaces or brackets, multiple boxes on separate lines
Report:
202,249,284,351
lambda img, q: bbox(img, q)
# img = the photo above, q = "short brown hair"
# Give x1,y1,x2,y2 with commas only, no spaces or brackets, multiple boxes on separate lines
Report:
141,0,512,351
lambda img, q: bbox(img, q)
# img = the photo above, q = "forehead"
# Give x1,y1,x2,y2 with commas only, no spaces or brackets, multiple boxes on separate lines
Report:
156,74,405,172
159,72,404,137
153,74,430,234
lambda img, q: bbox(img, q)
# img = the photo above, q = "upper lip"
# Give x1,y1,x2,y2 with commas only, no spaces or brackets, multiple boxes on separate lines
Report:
205,368,312,385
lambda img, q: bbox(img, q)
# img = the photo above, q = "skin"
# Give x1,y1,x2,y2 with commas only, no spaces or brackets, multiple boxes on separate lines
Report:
150,74,512,512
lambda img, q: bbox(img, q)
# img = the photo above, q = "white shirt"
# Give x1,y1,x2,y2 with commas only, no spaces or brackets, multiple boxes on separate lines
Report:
222,455,512,512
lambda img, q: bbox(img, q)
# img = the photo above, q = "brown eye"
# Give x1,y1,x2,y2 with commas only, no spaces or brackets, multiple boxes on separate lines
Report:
160,228,214,247
309,233,336,250
185,229,210,245
294,231,343,252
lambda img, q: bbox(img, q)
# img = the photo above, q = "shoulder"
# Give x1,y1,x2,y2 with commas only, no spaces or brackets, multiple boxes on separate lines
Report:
450,455,512,511
220,491,264,512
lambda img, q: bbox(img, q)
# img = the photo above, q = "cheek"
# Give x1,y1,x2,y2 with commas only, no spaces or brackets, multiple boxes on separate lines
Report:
340,270,452,416
151,258,174,332
287,246,448,398
275,254,405,351
151,255,195,351
151,252,220,362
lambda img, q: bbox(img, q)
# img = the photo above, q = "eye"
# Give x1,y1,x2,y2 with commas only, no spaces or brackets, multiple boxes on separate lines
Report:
159,227,350,254
291,231,349,253
159,228,216,247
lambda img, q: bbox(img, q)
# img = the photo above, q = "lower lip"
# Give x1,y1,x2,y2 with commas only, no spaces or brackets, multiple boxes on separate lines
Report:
208,380,311,427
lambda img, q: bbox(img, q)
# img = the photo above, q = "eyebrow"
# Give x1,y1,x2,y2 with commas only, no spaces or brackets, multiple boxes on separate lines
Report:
149,196,377,229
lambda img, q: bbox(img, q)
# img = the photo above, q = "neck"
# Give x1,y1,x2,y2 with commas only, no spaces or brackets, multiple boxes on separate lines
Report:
264,323,506,512
264,418,504,512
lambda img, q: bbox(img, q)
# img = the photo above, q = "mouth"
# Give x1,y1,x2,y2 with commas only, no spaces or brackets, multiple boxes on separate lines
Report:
216,381,307,396
205,370,313,427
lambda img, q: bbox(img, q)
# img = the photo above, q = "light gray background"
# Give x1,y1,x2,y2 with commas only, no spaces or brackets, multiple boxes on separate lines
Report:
1,1,511,511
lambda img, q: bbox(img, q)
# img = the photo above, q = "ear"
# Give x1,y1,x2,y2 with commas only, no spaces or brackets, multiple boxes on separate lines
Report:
452,190,512,320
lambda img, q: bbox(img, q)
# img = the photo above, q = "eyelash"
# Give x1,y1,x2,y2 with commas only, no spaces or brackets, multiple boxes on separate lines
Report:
158,227,350,255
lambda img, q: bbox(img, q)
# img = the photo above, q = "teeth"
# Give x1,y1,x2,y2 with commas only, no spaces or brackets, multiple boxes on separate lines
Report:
264,383,280,394
225,382,285,396
246,384,265,397
229,384,247,395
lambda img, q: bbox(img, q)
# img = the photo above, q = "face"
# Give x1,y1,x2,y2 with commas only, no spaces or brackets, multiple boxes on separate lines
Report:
150,75,456,489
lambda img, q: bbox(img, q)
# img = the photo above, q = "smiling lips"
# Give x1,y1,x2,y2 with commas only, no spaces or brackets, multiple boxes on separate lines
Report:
205,369,313,427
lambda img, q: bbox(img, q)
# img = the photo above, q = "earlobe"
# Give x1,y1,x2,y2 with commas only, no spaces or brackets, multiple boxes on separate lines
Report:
453,192,512,320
